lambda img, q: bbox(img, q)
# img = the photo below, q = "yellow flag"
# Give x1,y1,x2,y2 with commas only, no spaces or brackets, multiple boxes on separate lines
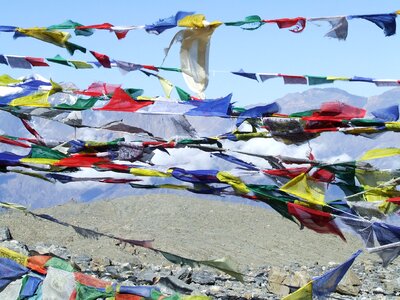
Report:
137,96,156,101
20,157,59,165
159,184,188,190
282,281,313,300
69,60,94,69
216,171,250,194
359,148,400,161
0,201,27,212
326,76,350,81
9,91,51,107
355,169,400,213
16,27,70,48
280,173,325,206
385,122,400,132
0,74,22,85
130,168,171,177
158,76,174,98
178,14,222,28
0,247,28,266
343,127,380,134
234,131,270,141
50,79,63,95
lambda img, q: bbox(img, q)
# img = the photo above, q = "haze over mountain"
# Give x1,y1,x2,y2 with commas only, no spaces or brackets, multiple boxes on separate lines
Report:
0,86,398,209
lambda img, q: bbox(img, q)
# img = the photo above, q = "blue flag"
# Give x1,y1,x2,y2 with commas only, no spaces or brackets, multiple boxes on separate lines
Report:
349,14,397,36
312,250,362,298
371,105,399,121
236,102,280,127
186,94,232,117
0,258,29,290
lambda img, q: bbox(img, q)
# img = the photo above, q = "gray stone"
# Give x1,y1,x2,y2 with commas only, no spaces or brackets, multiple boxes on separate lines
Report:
73,254,92,270
282,270,310,289
373,286,385,294
174,266,191,282
336,269,361,296
91,256,112,268
119,262,134,272
0,240,29,256
33,243,71,259
158,276,194,295
137,269,157,284
253,271,268,287
0,227,11,241
267,267,290,297
384,277,400,295
191,270,216,285
104,265,120,278
74,254,92,262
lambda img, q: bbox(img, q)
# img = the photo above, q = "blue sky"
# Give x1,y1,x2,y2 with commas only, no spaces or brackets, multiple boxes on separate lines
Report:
1,0,399,106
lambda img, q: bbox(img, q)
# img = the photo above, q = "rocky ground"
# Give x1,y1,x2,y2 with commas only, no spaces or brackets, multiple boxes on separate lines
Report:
0,194,399,299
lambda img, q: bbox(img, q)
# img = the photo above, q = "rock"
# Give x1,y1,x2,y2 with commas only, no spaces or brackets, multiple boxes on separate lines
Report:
373,286,385,294
191,270,216,285
33,243,70,259
384,277,400,295
104,265,120,278
208,285,222,293
267,267,290,297
282,270,310,289
0,227,12,241
136,269,157,284
120,262,134,272
0,240,29,256
174,266,192,282
158,276,194,295
363,260,375,273
73,254,92,270
336,269,361,296
91,256,112,268
253,270,268,287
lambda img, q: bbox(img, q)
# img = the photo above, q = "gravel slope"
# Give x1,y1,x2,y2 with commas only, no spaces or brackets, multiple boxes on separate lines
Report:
0,194,376,269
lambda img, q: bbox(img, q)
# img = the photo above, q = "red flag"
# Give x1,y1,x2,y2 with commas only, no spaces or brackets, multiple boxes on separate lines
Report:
312,168,335,183
142,141,176,148
90,50,111,68
54,155,109,167
27,255,52,274
114,30,129,39
387,197,400,205
304,102,366,121
74,82,121,97
264,17,306,32
94,87,153,112
74,272,110,288
280,74,308,85
263,167,309,178
95,163,131,172
25,57,49,67
142,65,159,72
76,23,113,30
0,136,30,148
20,118,44,145
288,202,346,241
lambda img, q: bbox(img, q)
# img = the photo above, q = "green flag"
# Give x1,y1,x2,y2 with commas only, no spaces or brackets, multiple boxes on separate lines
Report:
176,86,191,101
56,97,98,110
29,144,67,160
306,75,334,85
